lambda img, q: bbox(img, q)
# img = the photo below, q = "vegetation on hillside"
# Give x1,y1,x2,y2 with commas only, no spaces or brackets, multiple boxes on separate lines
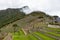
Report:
0,8,60,40
0,8,26,28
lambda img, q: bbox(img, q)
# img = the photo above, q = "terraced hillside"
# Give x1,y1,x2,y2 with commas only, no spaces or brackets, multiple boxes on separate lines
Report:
12,28,60,40
0,11,60,40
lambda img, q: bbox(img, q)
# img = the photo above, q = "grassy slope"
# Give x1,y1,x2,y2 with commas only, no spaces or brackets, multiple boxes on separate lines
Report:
34,32,56,40
45,27,60,37
12,29,38,40
47,32,60,37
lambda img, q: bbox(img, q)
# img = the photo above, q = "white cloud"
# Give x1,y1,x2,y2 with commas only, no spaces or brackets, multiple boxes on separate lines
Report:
46,11,60,17
0,0,60,16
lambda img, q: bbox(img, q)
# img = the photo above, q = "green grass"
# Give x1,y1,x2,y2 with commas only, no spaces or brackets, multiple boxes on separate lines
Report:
44,27,60,37
34,32,56,40
13,34,38,40
12,27,60,40
28,34,38,40
12,29,38,40
13,35,29,40
47,32,60,37
12,30,58,40
46,27,60,32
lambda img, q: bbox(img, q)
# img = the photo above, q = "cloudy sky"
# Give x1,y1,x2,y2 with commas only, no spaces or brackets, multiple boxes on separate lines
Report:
0,0,60,17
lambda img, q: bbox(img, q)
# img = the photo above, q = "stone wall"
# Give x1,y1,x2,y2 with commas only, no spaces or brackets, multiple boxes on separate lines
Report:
48,24,60,28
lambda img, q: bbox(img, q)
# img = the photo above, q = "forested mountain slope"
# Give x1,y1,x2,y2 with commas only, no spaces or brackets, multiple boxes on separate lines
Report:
0,8,25,28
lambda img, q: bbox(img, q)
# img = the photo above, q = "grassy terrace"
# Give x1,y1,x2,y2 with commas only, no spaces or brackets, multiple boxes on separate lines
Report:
46,27,60,33
34,32,56,40
13,34,38,40
45,27,60,37
12,27,60,40
12,29,38,40
12,31,58,40
46,32,60,37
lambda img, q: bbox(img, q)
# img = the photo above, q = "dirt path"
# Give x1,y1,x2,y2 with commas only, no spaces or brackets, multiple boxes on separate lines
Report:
3,33,12,40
